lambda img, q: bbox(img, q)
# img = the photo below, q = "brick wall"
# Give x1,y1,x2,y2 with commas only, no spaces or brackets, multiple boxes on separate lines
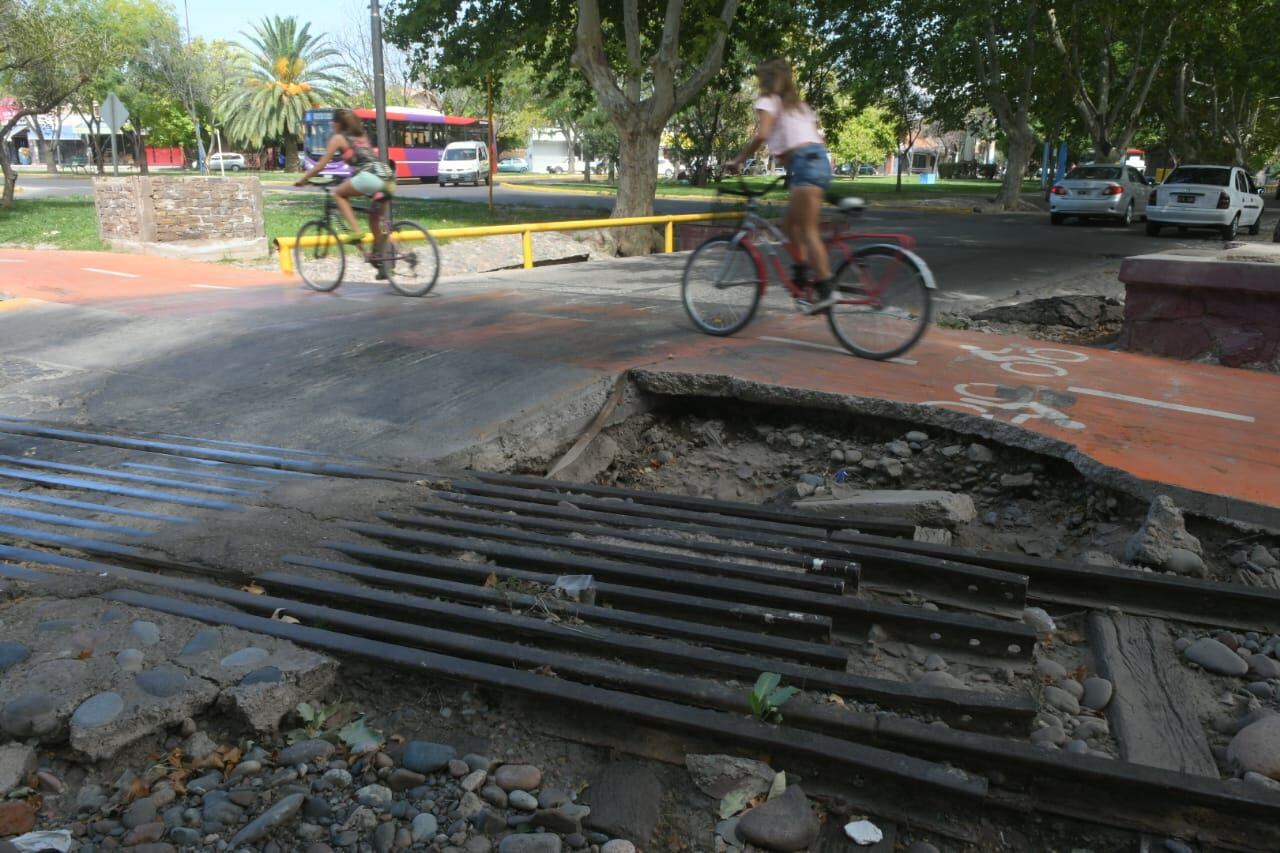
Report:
92,177,265,244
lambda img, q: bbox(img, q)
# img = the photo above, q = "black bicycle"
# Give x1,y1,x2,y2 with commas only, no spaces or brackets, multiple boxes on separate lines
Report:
293,177,440,296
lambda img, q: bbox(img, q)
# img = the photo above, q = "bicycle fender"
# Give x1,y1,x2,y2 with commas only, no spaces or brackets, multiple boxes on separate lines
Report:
855,243,938,290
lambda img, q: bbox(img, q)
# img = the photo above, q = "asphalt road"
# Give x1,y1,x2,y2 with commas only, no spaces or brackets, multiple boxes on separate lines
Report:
16,173,1279,306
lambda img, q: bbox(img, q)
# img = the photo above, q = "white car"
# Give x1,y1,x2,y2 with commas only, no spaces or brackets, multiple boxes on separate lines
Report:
657,158,675,178
1146,165,1265,239
1049,163,1149,226
207,152,245,171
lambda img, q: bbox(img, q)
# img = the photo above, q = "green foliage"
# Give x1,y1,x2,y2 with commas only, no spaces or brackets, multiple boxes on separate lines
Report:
748,672,798,723
218,16,343,151
830,105,896,170
285,701,384,750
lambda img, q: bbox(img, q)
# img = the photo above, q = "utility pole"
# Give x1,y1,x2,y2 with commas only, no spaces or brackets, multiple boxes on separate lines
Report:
487,75,494,211
183,0,206,174
369,0,390,166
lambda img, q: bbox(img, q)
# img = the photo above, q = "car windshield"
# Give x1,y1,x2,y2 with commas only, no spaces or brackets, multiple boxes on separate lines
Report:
1166,166,1230,186
444,149,477,161
1066,166,1120,181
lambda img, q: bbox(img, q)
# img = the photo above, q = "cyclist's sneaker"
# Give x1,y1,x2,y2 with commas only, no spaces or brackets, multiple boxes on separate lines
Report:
801,280,839,315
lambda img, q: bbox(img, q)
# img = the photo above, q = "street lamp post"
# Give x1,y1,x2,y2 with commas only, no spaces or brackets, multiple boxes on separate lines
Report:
183,0,207,174
369,0,390,166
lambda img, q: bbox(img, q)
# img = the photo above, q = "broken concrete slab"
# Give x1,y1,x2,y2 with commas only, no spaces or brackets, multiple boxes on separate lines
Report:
0,596,334,760
792,487,976,530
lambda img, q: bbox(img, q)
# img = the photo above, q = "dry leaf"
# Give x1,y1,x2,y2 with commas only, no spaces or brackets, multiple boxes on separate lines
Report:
241,583,266,595
389,734,405,745
125,778,150,801
483,572,497,589
270,608,301,625
828,693,846,707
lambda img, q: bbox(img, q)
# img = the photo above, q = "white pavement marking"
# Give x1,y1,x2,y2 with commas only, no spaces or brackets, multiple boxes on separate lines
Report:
0,259,24,264
1067,386,1255,423
190,284,234,290
758,335,917,365
81,267,139,279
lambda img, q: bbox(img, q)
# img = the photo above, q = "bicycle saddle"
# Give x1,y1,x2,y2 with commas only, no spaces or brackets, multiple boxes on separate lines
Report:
827,193,866,213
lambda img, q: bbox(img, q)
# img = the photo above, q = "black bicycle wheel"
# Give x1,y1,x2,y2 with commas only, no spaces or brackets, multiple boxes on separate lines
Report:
383,220,440,296
827,244,933,359
681,235,763,336
293,220,344,292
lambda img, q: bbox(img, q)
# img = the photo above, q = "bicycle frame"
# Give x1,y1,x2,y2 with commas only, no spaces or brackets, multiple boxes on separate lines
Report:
318,186,392,260
727,202,921,300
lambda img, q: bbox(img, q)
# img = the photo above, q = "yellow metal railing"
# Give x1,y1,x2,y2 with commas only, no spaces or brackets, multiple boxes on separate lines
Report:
273,211,742,274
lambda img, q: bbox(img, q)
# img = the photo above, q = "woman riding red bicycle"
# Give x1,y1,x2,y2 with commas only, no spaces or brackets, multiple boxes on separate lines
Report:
726,58,836,312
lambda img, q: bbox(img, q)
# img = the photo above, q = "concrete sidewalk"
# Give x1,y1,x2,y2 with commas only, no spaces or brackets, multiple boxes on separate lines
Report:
1,248,1277,525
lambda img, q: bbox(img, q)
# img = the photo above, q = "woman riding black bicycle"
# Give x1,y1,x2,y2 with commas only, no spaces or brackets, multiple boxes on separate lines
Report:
295,109,395,245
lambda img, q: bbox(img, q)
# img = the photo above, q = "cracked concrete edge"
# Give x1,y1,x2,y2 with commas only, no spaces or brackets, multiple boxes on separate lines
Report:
430,372,655,475
627,367,1280,530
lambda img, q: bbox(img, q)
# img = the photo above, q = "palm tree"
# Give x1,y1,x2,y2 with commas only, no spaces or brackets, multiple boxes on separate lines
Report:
219,17,343,170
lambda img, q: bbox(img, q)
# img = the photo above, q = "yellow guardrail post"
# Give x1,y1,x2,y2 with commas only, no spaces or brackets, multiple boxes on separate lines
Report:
273,211,740,274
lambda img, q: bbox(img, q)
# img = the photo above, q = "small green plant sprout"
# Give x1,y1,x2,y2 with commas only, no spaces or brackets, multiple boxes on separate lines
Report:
286,701,384,751
749,672,799,723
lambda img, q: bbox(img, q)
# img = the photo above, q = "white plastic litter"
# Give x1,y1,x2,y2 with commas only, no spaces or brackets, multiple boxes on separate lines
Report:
10,830,74,852
843,819,883,845
551,574,596,605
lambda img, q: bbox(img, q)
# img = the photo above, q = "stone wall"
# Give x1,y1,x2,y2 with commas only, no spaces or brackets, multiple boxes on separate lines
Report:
92,176,265,245
1118,249,1280,371
92,177,148,243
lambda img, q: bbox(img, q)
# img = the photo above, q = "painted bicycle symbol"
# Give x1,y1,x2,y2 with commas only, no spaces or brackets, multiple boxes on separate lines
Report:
959,345,1090,377
923,383,1086,430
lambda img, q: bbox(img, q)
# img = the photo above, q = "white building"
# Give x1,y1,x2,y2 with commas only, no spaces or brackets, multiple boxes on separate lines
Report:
526,128,573,174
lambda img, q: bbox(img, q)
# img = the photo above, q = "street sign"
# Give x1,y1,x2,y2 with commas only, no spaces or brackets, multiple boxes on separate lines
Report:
102,92,129,177
101,92,129,132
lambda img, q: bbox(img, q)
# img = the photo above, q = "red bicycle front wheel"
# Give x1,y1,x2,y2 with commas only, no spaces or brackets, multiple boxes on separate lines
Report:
681,235,764,336
827,244,933,359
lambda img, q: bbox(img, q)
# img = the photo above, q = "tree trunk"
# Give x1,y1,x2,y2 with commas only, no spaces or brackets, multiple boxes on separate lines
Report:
284,136,299,172
995,129,1034,210
614,127,661,255
0,155,17,208
895,151,904,193
30,121,57,174
135,133,150,176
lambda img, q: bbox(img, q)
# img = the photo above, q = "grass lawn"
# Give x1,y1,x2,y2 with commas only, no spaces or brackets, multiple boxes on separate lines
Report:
0,197,105,250
521,175,1041,202
0,194,606,251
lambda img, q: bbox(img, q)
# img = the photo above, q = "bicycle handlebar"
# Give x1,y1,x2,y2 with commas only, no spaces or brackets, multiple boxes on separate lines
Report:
714,176,786,199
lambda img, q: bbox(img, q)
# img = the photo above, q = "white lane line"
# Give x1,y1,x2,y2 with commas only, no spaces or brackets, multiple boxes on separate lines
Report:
81,267,139,279
1067,386,1255,423
758,335,917,365
190,284,234,290
0,259,24,264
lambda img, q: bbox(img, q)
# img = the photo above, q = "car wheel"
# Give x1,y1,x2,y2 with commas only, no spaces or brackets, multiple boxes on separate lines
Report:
1050,213,1064,226
1221,214,1239,241
1119,202,1133,226
1247,211,1262,236
1145,221,1161,237
231,165,242,172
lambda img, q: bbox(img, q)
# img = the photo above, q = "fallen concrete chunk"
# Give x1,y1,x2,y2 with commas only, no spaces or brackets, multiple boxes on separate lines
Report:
913,527,953,546
1124,495,1202,568
793,488,976,530
0,743,36,797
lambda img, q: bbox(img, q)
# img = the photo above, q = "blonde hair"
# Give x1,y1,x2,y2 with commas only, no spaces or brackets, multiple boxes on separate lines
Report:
756,58,802,112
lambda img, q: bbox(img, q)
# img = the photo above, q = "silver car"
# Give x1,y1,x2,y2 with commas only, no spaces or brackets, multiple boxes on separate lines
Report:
1049,164,1149,226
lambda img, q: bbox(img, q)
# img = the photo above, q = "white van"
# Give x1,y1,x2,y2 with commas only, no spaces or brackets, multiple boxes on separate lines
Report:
438,141,490,187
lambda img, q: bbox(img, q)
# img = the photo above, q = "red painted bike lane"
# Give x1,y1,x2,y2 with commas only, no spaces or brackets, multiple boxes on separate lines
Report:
622,311,1279,525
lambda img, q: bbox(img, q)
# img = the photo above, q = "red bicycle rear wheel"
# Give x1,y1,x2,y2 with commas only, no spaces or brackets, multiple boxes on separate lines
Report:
827,244,933,359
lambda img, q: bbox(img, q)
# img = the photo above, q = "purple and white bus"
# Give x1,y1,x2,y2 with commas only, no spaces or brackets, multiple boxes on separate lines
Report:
301,107,489,181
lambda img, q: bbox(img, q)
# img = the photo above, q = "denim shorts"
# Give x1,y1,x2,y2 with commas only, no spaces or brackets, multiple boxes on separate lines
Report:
787,144,832,189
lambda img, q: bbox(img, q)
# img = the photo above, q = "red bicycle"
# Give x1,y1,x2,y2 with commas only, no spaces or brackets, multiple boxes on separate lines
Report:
681,177,935,359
